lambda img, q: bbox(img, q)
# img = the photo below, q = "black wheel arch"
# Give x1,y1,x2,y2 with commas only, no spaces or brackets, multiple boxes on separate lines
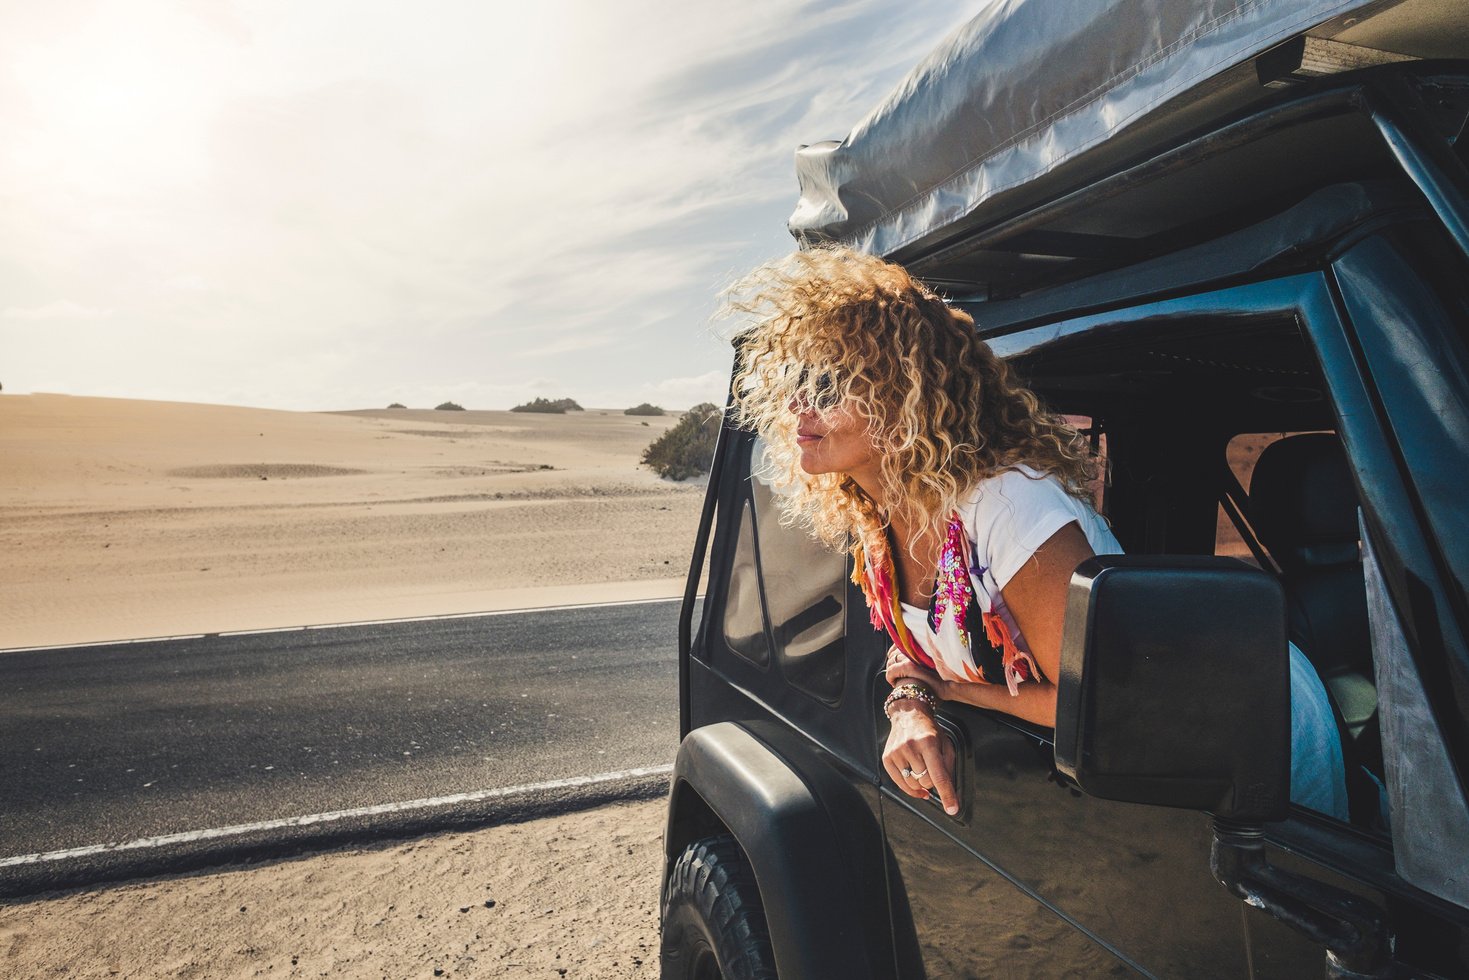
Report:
662,721,896,980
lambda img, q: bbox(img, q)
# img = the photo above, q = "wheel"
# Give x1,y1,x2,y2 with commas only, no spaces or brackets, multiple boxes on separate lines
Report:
660,835,778,980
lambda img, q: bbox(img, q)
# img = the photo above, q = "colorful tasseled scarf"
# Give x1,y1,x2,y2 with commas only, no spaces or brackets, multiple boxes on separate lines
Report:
853,512,1038,695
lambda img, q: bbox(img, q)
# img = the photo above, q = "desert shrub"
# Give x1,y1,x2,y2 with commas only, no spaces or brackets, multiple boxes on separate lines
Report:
624,403,665,417
387,402,406,409
435,401,465,411
642,402,722,480
511,397,563,414
511,396,584,413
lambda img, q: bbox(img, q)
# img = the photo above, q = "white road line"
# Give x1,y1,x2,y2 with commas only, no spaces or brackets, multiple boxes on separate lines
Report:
0,764,674,868
0,633,211,654
0,595,695,654
225,596,685,635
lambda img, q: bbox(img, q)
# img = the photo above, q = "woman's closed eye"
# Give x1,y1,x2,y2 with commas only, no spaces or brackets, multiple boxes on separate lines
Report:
794,369,841,412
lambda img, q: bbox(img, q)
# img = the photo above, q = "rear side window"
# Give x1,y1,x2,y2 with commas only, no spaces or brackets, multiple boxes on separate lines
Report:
749,462,847,704
716,438,848,702
721,496,771,667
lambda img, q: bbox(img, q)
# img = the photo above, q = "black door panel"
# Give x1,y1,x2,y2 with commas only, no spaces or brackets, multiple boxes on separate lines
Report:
883,706,1253,977
882,804,1134,978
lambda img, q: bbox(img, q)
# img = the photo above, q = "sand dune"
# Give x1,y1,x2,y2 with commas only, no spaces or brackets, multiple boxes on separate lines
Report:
1,394,705,648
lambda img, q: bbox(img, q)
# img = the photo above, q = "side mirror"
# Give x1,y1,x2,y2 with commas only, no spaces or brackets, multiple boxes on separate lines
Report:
1054,555,1290,823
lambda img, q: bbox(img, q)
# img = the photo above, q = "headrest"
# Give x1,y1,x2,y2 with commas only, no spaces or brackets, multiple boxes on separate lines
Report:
1250,433,1359,571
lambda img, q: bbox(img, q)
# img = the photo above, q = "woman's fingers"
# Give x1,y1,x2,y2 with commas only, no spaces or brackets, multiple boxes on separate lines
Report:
881,724,928,800
926,735,958,815
883,648,913,681
882,752,916,796
882,710,959,815
885,658,944,691
904,729,956,815
885,762,933,807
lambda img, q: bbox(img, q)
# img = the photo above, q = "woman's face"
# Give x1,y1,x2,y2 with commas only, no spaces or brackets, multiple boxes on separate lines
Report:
792,400,879,481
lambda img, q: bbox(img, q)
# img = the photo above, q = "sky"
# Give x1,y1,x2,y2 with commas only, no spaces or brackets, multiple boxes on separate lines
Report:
0,0,980,411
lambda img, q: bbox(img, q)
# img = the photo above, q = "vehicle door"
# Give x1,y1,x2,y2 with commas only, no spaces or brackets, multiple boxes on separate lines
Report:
879,232,1469,977
879,298,1291,978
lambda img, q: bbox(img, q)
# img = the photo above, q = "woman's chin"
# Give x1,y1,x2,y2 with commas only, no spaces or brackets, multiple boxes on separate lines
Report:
797,448,827,475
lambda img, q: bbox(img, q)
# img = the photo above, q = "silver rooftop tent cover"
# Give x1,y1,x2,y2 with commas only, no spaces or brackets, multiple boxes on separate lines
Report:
788,0,1406,258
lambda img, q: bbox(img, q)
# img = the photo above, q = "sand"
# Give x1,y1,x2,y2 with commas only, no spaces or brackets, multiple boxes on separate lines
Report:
0,799,666,979
1,395,705,649
0,393,702,977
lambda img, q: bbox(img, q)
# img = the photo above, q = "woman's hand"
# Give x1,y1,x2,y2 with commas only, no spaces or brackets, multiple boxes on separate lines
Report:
882,649,957,813
884,648,947,694
882,701,958,815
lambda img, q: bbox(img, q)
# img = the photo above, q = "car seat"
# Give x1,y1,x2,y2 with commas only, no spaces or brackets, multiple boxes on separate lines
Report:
1249,433,1384,822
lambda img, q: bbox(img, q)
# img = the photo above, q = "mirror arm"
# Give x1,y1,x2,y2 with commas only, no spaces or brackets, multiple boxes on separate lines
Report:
1211,820,1397,978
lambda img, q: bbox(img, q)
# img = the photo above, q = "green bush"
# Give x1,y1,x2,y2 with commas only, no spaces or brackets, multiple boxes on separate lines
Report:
435,401,465,411
387,402,406,409
624,403,665,417
642,403,722,480
511,397,584,413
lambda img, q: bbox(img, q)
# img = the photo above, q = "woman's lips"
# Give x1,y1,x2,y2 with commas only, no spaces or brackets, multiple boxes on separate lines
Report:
796,430,823,444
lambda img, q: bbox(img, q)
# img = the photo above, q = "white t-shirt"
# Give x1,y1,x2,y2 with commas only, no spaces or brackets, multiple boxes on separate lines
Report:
899,465,1121,666
886,467,1350,817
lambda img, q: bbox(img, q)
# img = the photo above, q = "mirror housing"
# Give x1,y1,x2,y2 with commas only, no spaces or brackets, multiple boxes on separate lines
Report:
1054,555,1290,823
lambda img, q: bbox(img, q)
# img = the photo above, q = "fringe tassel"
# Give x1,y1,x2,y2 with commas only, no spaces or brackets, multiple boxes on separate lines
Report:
983,611,1039,696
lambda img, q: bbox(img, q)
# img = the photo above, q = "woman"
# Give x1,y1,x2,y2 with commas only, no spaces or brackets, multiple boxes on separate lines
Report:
728,247,1121,817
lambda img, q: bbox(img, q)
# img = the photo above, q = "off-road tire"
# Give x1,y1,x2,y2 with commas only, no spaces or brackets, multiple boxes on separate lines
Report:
660,835,777,980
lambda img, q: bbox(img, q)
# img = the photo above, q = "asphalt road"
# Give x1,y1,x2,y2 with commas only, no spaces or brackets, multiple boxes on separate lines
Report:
0,599,685,895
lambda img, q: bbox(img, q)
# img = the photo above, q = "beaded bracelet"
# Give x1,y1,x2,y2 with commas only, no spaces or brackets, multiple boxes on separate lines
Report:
883,682,938,720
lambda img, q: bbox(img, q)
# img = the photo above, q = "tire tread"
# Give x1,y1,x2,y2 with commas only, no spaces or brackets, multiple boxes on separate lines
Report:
660,835,777,980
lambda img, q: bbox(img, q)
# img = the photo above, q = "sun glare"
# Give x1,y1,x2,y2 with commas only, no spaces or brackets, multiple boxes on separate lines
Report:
11,8,227,193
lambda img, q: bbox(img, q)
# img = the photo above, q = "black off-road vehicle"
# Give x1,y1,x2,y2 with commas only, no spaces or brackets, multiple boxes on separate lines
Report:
661,1,1469,976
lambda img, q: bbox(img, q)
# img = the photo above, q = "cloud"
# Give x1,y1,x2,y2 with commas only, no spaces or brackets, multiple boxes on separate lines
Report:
0,0,977,409
519,332,620,360
1,300,114,320
643,370,730,409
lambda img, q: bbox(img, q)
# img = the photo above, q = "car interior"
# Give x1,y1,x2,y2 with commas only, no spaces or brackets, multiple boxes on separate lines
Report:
1012,312,1387,831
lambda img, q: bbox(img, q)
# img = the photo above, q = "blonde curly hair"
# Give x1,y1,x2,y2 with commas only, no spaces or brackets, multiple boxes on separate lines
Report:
726,247,1096,553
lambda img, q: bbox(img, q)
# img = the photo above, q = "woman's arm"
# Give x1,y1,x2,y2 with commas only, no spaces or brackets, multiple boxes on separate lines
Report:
945,520,1095,726
881,521,1095,809
889,654,1059,727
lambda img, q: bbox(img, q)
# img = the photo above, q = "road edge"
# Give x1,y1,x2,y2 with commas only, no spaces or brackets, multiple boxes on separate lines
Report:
0,768,671,903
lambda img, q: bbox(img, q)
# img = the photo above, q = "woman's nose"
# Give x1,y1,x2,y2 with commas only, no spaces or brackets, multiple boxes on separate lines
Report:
790,406,820,428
